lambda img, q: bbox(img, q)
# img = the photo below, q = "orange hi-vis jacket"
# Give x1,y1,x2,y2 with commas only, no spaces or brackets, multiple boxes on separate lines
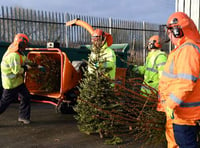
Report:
159,39,200,121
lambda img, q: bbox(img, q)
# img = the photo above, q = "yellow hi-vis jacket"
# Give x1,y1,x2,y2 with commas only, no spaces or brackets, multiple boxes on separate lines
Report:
1,50,26,89
88,42,116,80
138,49,167,91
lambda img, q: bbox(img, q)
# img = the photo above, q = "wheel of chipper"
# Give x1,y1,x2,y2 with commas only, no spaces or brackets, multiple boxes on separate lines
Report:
57,102,75,114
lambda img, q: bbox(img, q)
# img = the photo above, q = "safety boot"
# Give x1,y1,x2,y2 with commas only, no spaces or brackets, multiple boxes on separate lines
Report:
18,117,31,124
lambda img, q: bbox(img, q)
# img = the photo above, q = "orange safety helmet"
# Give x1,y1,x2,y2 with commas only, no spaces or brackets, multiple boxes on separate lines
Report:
91,29,105,41
91,29,113,47
14,33,29,48
148,35,162,49
166,12,200,41
8,33,29,52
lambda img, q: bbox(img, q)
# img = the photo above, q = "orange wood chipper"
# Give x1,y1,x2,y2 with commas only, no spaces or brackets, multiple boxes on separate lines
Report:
24,19,128,113
25,47,85,113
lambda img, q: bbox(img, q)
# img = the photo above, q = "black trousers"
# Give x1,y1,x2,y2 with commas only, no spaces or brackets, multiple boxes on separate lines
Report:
0,83,31,120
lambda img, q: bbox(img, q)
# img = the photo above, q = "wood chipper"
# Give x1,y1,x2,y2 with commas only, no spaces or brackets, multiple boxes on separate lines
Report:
24,47,85,113
23,18,129,113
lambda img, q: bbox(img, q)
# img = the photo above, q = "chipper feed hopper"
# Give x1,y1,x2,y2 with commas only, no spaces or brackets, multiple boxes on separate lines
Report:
25,47,84,113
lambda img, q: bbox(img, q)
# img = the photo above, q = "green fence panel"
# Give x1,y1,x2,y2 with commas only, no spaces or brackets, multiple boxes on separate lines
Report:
61,47,90,62
79,43,129,68
0,42,129,90
0,42,129,67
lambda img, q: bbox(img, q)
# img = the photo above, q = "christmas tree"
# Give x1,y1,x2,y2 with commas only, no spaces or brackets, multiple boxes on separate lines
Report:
74,41,124,143
74,41,167,146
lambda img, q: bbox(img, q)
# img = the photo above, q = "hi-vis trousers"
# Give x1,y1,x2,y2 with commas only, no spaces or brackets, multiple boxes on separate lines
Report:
166,115,179,148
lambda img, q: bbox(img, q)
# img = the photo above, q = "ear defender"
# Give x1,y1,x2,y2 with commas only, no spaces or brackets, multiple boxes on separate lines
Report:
149,40,160,49
101,31,105,41
172,26,184,38
149,41,155,49
154,40,161,48
18,37,28,49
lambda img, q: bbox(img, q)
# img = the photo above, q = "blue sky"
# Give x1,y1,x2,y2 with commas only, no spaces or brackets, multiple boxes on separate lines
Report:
0,0,175,24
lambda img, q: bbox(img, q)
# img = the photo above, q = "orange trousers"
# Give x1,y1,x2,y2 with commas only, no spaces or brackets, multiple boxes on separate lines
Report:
165,116,179,148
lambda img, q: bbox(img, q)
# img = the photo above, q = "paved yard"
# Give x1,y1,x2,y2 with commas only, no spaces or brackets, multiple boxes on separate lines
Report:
0,102,165,148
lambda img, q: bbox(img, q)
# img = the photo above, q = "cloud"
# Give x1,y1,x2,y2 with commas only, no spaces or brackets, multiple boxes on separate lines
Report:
0,0,175,24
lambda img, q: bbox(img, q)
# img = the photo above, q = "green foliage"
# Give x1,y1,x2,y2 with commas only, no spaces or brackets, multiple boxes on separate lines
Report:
26,54,60,92
104,136,123,145
74,42,166,147
74,42,121,140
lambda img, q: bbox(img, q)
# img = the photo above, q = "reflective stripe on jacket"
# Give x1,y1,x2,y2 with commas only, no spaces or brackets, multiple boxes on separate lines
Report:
88,42,116,80
159,40,200,121
138,49,167,91
1,50,26,89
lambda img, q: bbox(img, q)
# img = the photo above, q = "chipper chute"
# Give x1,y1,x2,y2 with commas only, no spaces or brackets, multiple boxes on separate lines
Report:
66,18,94,35
66,18,113,47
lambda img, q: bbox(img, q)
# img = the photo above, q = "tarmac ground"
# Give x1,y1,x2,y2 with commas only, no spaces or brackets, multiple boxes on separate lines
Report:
0,102,165,148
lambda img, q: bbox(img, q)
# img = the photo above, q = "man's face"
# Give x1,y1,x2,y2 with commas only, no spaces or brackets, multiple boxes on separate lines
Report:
17,36,29,51
147,40,155,51
167,27,179,45
19,41,28,51
91,35,103,47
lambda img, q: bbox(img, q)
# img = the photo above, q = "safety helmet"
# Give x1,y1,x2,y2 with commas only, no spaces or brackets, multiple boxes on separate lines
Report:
91,29,113,47
148,35,162,49
14,33,29,48
166,12,199,39
8,33,29,52
91,29,105,41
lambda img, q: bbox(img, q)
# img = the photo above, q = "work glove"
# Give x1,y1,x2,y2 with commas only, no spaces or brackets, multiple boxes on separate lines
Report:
94,62,99,68
166,106,174,119
37,65,46,73
127,65,138,73
22,64,32,72
132,65,138,72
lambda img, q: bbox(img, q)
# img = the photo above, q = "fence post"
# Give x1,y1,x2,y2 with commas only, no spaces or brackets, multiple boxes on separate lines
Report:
109,17,112,35
65,12,70,48
142,21,146,64
1,6,5,41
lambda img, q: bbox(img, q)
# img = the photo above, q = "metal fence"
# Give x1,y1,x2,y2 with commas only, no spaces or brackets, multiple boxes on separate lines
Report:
0,6,164,64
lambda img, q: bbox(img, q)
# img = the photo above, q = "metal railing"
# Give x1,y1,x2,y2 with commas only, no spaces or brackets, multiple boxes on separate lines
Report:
0,6,163,64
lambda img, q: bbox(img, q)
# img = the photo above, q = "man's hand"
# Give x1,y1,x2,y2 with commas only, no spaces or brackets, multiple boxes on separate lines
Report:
22,64,32,72
166,106,174,119
26,65,32,70
38,65,46,73
132,65,138,73
94,62,99,68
